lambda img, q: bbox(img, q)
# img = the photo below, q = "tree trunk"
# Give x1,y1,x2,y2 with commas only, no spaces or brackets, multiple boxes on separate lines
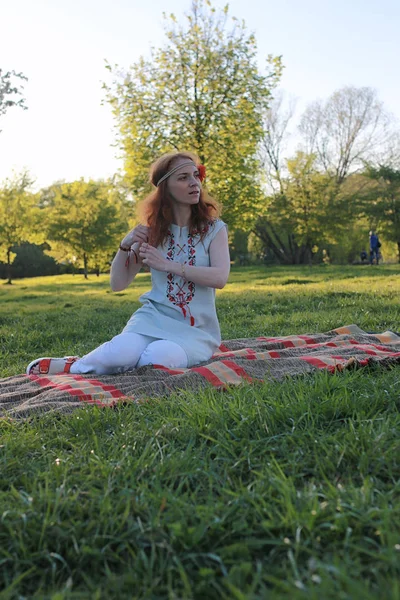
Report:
397,241,400,264
253,221,314,265
6,247,12,284
83,253,88,279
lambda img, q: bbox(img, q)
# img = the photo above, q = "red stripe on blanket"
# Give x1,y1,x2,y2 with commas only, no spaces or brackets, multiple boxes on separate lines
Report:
191,366,224,387
298,335,318,343
355,348,378,356
220,360,254,382
257,336,317,346
358,358,370,367
243,349,258,359
281,340,296,348
360,344,400,355
152,365,187,375
300,355,375,372
28,374,120,407
299,356,334,369
28,374,127,405
68,374,128,398
218,343,231,353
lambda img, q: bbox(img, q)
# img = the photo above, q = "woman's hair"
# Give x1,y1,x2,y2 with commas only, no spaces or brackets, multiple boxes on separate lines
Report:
138,151,221,248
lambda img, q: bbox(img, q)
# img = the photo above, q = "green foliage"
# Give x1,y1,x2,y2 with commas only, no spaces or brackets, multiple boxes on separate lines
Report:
363,165,400,261
0,242,59,280
284,152,341,240
229,228,249,261
254,153,346,264
0,68,28,125
322,217,370,265
41,179,130,277
104,0,282,228
0,267,399,598
0,171,42,283
256,87,399,265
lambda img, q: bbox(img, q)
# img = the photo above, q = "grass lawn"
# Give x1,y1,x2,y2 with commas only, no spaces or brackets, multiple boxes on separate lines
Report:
0,265,399,599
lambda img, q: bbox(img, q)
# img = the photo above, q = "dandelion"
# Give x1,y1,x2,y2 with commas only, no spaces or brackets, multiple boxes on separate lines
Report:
284,537,291,545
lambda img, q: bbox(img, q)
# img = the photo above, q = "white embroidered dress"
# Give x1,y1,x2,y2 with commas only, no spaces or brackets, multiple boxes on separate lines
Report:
122,219,227,367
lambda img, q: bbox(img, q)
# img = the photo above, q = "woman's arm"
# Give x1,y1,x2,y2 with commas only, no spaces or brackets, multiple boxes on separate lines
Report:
139,226,230,289
110,243,143,292
110,225,149,292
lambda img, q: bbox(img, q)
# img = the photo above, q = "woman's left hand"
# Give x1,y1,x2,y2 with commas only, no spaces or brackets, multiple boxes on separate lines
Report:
139,243,169,272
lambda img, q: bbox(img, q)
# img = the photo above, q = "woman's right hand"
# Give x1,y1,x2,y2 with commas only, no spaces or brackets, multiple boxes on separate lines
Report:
120,225,149,249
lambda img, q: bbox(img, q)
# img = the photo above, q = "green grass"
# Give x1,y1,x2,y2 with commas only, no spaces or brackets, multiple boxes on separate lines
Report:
0,265,399,599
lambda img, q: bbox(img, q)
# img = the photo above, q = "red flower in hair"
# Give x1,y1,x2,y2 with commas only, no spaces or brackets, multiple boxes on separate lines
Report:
198,164,206,182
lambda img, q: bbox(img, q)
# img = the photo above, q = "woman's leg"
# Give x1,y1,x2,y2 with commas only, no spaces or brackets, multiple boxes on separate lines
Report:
70,332,154,375
137,340,188,369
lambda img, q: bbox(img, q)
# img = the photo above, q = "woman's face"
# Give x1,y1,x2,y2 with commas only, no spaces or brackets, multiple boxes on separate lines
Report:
167,159,201,206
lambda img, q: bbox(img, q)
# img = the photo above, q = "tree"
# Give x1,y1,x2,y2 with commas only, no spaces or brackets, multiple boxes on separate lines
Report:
104,0,282,228
42,180,129,278
0,171,39,284
0,69,28,130
299,86,394,183
254,152,343,264
6,242,59,279
363,165,400,262
259,90,297,194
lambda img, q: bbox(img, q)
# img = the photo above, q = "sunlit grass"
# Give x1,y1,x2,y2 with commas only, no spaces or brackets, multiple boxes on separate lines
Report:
0,265,399,599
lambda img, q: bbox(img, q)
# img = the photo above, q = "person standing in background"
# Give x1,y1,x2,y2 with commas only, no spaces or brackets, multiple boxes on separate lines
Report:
369,230,381,265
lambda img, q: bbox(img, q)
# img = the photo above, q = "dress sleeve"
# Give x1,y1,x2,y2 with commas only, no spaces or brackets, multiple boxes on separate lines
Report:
204,219,227,246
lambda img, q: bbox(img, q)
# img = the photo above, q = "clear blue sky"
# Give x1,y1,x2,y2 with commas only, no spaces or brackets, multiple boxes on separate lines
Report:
1,0,399,189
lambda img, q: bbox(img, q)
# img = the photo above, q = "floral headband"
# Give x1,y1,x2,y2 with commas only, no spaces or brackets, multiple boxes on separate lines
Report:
156,161,206,187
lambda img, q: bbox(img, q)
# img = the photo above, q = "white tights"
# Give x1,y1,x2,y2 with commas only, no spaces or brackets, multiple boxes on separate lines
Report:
69,332,188,375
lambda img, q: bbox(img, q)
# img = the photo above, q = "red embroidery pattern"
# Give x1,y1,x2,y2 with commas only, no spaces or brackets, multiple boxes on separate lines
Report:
166,229,195,325
165,223,211,326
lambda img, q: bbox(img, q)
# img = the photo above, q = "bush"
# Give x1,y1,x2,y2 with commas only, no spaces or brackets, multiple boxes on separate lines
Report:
0,242,60,279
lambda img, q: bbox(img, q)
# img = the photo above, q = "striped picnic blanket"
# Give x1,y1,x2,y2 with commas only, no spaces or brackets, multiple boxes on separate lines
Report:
1,325,399,419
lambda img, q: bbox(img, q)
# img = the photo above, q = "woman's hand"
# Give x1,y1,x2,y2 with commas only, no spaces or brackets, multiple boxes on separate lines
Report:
139,243,169,272
120,225,149,249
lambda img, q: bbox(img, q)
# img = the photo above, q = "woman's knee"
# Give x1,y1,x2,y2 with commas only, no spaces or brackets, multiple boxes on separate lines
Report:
137,340,188,369
78,332,152,371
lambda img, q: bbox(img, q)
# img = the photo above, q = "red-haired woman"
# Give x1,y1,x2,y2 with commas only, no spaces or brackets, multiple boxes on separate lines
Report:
26,152,230,376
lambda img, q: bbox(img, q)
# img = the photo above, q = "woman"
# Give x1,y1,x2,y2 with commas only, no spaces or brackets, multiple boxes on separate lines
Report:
26,151,230,376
